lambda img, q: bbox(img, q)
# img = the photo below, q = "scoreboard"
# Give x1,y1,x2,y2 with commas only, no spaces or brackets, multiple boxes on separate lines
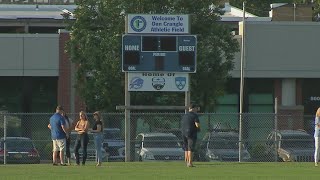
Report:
122,34,197,72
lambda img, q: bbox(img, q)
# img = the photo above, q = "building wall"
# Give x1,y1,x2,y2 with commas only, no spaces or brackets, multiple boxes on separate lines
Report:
0,34,59,76
271,4,313,21
231,21,320,78
0,33,85,113
228,21,320,129
58,31,86,114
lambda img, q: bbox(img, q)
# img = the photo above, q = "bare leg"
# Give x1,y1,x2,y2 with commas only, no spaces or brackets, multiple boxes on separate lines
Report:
59,151,65,164
315,137,319,166
187,151,193,166
52,151,58,164
185,151,188,162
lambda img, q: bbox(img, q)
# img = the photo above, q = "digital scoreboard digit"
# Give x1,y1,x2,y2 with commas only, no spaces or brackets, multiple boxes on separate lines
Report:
122,34,196,72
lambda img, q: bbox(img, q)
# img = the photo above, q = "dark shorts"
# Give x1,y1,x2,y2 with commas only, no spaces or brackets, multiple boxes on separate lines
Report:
183,135,197,152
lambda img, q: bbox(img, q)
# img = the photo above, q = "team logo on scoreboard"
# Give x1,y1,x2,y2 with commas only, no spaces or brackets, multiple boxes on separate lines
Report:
129,77,144,89
130,16,147,32
152,77,165,90
175,77,186,90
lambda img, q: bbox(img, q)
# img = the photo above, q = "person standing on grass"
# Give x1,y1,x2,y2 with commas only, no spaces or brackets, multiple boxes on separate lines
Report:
181,103,200,167
74,111,90,166
48,105,67,166
90,111,104,166
314,107,320,166
62,111,76,165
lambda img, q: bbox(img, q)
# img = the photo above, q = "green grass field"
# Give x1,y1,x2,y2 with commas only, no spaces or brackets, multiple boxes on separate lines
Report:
0,162,319,180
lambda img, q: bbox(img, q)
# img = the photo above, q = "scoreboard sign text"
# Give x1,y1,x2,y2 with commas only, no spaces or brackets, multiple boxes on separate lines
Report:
127,14,189,34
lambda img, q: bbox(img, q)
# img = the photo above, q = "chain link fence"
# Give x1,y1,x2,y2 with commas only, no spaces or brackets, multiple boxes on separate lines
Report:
0,112,316,164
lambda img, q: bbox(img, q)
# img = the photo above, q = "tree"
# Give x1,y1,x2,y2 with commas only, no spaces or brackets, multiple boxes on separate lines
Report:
66,0,239,112
230,0,317,17
313,0,320,21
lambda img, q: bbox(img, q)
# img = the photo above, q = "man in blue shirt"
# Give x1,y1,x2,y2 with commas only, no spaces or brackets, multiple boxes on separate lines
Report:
181,103,200,167
48,105,67,166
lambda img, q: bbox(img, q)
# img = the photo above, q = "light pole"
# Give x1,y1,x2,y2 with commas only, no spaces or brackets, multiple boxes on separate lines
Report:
239,1,246,163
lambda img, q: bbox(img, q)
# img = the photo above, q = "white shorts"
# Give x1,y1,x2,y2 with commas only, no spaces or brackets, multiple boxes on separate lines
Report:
52,139,66,152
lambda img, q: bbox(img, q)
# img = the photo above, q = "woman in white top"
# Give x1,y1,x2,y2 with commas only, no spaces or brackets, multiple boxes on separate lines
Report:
314,107,320,166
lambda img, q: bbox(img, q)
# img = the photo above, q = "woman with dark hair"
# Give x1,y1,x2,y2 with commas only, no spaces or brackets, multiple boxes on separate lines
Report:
62,111,75,165
91,111,104,166
74,111,90,166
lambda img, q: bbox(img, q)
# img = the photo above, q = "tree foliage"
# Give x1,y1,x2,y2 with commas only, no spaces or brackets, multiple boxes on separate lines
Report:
66,0,239,112
230,0,319,18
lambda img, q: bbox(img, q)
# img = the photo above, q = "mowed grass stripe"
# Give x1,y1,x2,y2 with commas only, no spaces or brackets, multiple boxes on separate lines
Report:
0,162,319,180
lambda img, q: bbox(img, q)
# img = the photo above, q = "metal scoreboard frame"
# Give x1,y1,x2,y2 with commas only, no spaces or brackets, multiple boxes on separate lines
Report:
121,14,195,162
122,34,197,73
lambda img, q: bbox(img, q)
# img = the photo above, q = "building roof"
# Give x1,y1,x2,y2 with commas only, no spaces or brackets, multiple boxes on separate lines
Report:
220,2,271,22
0,4,76,19
0,3,271,22
270,3,288,9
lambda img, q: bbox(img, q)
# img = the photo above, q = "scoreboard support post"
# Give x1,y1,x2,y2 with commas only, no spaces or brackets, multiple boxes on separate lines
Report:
124,73,131,162
121,14,196,162
122,74,190,162
185,74,190,113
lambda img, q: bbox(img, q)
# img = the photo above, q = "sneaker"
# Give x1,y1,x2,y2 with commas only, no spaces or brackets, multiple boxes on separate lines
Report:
53,163,58,166
187,163,195,167
315,163,318,167
60,164,67,166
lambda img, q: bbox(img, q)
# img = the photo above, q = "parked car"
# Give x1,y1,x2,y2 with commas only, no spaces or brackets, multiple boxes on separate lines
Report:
0,137,40,164
199,131,251,162
69,132,108,161
155,128,183,140
266,129,314,162
102,128,125,161
135,132,184,161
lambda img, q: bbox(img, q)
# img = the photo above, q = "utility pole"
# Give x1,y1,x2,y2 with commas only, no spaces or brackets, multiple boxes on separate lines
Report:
239,0,246,163
293,3,296,22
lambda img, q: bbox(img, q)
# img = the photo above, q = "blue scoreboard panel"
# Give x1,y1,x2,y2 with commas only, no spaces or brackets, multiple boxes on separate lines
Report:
122,34,196,72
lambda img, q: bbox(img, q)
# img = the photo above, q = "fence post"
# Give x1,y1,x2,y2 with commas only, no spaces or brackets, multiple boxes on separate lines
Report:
207,114,211,131
274,97,278,162
3,113,7,165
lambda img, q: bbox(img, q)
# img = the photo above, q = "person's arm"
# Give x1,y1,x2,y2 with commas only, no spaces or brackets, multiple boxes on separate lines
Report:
61,124,67,134
60,117,67,134
194,114,200,131
316,117,320,128
48,124,51,130
195,122,200,129
74,121,81,131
